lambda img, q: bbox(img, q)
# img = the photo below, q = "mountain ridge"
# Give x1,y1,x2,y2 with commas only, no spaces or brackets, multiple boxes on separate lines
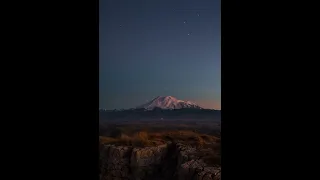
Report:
136,96,203,110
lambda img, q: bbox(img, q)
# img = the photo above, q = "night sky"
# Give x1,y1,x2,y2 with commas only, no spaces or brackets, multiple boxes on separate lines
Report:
99,0,220,110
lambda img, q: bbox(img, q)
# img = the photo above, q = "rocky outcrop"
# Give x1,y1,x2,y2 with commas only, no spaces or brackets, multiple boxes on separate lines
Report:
130,143,170,179
175,143,221,180
100,145,133,180
100,142,221,180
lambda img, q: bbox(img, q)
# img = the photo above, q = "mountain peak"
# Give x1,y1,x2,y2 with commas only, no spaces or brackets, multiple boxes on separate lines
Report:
136,96,202,110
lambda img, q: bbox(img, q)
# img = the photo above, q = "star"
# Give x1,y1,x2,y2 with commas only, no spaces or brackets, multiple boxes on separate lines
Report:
183,21,186,24
187,33,190,36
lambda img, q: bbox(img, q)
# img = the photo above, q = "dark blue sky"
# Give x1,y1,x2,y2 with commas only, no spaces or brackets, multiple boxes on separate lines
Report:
99,0,220,109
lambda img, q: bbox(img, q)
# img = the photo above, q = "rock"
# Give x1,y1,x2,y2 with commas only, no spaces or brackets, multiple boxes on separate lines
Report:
130,144,169,179
99,141,221,180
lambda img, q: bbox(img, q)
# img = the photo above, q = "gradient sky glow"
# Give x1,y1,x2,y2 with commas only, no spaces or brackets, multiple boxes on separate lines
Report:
99,0,220,110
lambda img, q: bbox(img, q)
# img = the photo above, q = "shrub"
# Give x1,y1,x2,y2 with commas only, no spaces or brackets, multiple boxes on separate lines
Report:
128,131,150,147
134,131,148,141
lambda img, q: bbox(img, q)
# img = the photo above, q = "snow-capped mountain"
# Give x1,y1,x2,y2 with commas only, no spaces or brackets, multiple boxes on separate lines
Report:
136,96,203,110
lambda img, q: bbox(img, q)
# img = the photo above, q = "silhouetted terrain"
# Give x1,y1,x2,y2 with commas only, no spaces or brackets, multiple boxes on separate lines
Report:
99,108,221,121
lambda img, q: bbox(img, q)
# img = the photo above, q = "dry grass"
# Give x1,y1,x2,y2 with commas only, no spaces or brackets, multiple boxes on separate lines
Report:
100,130,221,166
100,130,220,148
133,131,148,140
99,125,221,166
99,136,117,144
100,131,152,147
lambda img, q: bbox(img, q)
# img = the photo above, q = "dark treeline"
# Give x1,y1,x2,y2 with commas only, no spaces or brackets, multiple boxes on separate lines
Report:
99,108,221,121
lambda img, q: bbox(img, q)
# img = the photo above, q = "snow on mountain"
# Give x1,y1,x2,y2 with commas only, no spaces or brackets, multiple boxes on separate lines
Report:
136,96,203,110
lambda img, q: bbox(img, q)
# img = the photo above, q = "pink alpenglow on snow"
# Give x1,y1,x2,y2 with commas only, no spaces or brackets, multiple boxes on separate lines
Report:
136,96,203,110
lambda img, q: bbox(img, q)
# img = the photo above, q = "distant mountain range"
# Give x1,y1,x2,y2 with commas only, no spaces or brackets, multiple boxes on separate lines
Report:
136,96,203,110
100,96,212,111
